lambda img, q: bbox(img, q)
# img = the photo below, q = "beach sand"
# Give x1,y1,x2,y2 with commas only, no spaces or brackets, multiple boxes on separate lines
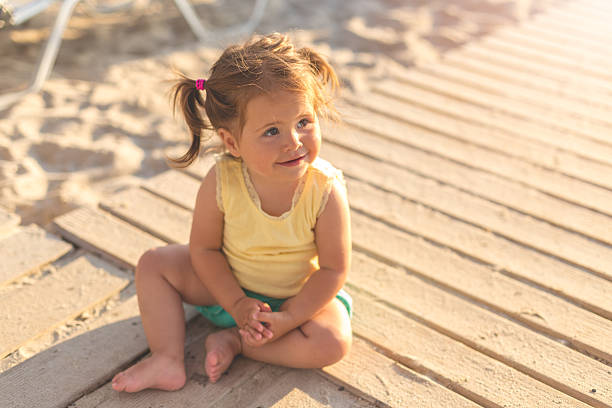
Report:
0,0,565,226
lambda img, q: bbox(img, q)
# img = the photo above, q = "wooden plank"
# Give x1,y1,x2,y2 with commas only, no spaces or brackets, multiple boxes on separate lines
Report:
349,288,590,407
553,0,612,18
376,74,612,155
142,170,201,210
349,210,612,363
0,254,130,359
529,18,612,55
459,41,612,97
575,0,612,12
538,4,612,39
491,26,612,71
100,187,192,244
252,371,375,408
476,36,612,83
73,328,266,408
323,133,612,280
393,65,612,135
137,174,195,212
569,0,612,16
347,178,612,320
53,206,165,270
1,294,200,408
344,98,612,196
497,20,612,66
0,207,20,237
442,45,612,111
0,224,72,287
340,100,612,194
527,6,612,41
213,366,374,408
322,338,478,408
575,0,612,10
412,62,612,129
521,17,612,56
75,359,265,408
349,84,612,171
347,252,612,407
343,99,612,194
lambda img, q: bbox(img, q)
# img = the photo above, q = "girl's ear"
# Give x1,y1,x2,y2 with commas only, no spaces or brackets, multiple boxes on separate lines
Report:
218,128,241,158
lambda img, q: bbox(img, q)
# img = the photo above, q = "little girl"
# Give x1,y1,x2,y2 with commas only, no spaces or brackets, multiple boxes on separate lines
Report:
111,32,352,392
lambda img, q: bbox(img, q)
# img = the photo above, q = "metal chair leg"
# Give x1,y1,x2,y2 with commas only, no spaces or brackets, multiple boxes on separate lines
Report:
173,0,268,43
0,0,81,111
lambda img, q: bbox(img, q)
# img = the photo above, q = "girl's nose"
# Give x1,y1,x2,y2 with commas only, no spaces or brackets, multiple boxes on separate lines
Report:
284,129,302,151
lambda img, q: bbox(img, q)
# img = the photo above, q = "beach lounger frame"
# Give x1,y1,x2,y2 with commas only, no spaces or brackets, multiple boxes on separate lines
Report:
0,0,268,111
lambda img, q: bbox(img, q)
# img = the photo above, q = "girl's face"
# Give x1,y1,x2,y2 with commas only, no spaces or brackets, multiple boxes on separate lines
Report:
222,90,321,186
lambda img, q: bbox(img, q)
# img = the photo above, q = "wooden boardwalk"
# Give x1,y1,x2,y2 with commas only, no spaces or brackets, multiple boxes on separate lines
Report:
2,0,612,406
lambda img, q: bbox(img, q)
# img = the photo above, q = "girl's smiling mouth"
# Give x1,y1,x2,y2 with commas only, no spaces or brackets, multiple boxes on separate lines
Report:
278,154,306,167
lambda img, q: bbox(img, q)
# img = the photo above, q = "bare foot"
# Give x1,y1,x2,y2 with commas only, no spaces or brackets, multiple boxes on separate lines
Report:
205,328,242,383
111,354,186,393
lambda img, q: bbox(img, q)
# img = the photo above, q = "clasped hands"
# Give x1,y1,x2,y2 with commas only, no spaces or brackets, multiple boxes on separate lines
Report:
231,296,295,347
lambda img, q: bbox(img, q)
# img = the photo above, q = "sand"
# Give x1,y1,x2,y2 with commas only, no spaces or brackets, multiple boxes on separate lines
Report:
0,0,565,226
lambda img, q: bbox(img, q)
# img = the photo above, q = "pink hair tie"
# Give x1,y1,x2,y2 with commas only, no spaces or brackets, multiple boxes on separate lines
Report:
195,78,206,90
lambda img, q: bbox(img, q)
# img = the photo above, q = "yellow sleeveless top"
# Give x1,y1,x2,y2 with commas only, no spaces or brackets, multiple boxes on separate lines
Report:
216,154,345,298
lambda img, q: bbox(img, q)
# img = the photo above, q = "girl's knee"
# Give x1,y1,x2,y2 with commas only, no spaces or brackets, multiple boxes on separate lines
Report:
335,328,352,361
319,327,352,366
136,247,166,279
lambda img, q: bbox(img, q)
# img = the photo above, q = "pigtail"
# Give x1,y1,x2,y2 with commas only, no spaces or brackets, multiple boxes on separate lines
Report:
298,47,339,92
169,73,213,167
298,47,341,122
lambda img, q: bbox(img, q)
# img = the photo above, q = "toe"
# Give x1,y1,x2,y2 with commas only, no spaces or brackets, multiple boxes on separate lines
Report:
209,351,220,367
206,351,226,383
111,377,126,392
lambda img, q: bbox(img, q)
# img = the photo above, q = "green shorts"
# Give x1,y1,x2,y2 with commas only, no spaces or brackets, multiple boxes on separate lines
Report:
195,288,353,328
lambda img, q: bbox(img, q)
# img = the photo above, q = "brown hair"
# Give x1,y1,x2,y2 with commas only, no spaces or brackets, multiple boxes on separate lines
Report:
170,32,340,167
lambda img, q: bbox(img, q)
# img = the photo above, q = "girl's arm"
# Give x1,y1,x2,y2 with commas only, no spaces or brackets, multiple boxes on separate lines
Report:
189,166,272,337
285,180,352,323
253,180,351,339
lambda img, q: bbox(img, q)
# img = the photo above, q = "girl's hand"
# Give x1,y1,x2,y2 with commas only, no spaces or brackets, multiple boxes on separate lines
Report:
240,309,296,347
239,302,274,347
231,297,273,341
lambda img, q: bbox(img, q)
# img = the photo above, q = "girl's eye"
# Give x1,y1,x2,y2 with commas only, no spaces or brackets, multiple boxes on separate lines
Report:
264,127,279,137
297,118,311,129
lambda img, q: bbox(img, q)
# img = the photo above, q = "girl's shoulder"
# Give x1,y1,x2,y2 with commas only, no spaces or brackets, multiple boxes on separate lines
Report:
309,158,346,219
213,153,243,213
214,153,244,183
309,157,345,191
309,157,343,181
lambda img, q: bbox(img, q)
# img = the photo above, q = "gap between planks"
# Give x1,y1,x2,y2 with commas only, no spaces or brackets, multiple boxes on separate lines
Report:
0,253,130,360
347,251,612,407
0,224,72,287
348,285,590,407
322,136,612,282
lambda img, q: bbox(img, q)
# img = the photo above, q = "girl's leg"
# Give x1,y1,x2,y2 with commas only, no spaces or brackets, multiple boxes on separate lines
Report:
112,244,217,393
204,298,352,380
